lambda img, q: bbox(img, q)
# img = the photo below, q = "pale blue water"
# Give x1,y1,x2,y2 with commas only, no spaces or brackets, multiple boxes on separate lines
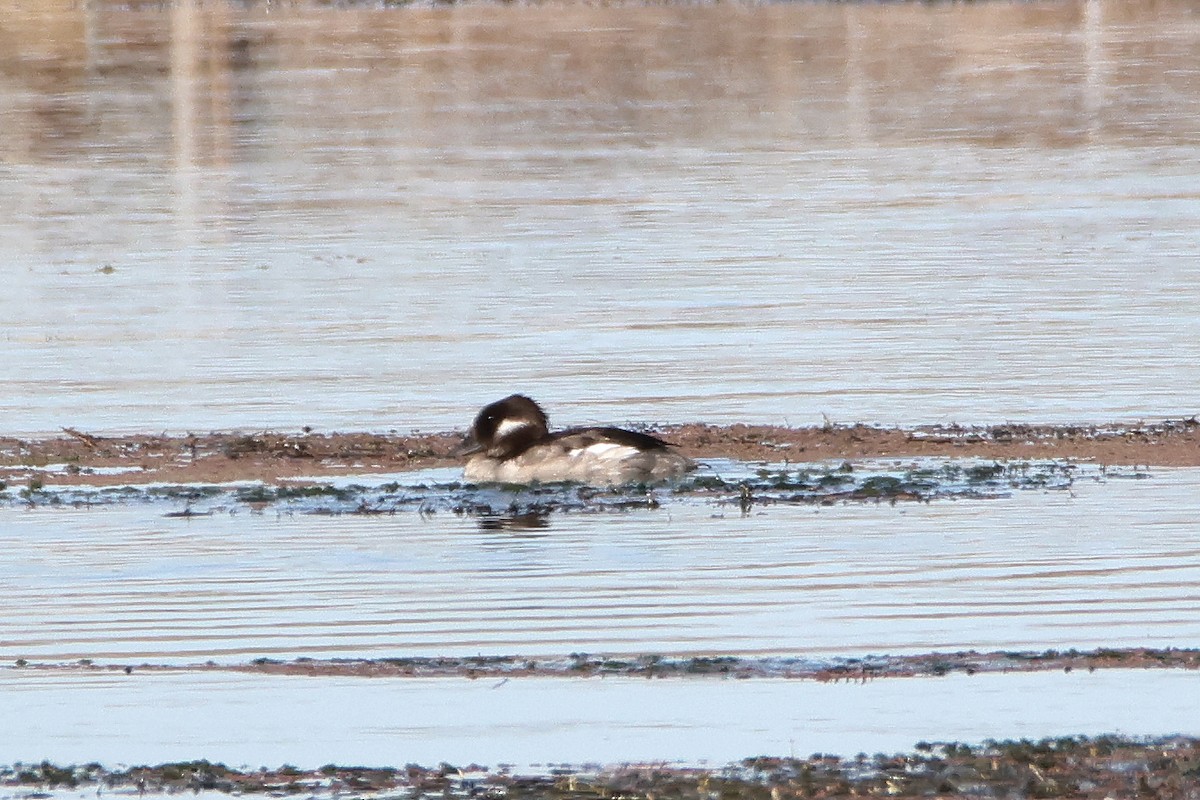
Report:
2,669,1196,769
2,1,1199,435
2,468,1197,665
1,0,1198,769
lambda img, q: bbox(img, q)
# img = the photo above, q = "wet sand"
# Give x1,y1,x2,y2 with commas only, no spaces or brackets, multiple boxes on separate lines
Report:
2,418,1198,487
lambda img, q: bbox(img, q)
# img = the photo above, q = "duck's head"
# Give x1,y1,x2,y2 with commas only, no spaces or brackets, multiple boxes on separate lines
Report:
467,394,551,459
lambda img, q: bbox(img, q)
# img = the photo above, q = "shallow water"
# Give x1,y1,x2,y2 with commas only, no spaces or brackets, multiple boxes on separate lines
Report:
3,468,1197,665
3,0,1199,771
3,1,1200,435
2,669,1197,769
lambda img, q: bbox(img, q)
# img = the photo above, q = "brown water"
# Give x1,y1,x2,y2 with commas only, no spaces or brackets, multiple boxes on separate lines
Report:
3,1,1199,434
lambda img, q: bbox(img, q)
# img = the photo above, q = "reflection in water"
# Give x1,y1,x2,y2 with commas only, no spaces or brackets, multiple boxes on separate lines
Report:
3,8,1196,769
477,511,553,532
1,1,1199,434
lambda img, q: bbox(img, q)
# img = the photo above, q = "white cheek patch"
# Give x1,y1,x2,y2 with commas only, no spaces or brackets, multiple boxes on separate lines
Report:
570,442,638,461
495,419,532,438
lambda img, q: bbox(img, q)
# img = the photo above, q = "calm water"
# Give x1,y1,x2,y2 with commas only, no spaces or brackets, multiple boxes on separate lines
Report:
2,1,1200,435
3,669,1197,768
3,468,1198,664
2,0,1199,769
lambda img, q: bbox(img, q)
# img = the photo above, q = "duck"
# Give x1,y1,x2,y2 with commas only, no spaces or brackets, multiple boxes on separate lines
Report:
461,394,694,486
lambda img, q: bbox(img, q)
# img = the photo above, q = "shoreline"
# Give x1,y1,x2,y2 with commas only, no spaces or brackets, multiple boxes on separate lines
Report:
12,647,1200,680
2,418,1198,487
5,734,1199,798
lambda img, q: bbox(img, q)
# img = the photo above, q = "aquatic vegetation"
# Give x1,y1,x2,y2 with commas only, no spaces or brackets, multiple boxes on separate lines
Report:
4,735,1199,798
234,484,362,504
145,485,225,501
33,646,1193,682
0,458,1134,520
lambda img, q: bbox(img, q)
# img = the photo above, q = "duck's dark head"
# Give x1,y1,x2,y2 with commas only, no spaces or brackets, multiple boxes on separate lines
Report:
469,394,551,459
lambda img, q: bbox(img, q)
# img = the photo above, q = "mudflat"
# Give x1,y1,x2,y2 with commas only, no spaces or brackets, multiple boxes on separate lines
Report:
6,734,1200,800
1,418,1197,487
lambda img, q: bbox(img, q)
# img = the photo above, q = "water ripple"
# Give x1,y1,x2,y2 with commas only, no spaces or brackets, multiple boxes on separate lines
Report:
2,468,1197,664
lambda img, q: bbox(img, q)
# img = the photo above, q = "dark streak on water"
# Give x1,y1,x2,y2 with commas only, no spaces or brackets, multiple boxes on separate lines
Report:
1,458,1095,518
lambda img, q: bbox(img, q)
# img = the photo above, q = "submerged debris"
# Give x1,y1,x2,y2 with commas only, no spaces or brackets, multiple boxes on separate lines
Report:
0,458,1110,517
3,735,1200,799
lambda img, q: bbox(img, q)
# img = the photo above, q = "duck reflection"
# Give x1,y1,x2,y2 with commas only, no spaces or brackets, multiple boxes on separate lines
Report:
476,510,553,533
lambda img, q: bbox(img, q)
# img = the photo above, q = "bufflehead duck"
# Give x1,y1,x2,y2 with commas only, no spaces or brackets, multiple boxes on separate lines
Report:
462,394,694,486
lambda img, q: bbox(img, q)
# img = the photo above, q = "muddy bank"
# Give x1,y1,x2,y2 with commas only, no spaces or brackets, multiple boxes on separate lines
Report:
5,735,1199,799
1,418,1197,487
14,647,1200,681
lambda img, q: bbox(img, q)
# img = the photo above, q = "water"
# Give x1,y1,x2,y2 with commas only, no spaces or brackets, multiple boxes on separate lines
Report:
2,0,1199,770
3,468,1197,665
3,1,1200,435
3,669,1198,769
